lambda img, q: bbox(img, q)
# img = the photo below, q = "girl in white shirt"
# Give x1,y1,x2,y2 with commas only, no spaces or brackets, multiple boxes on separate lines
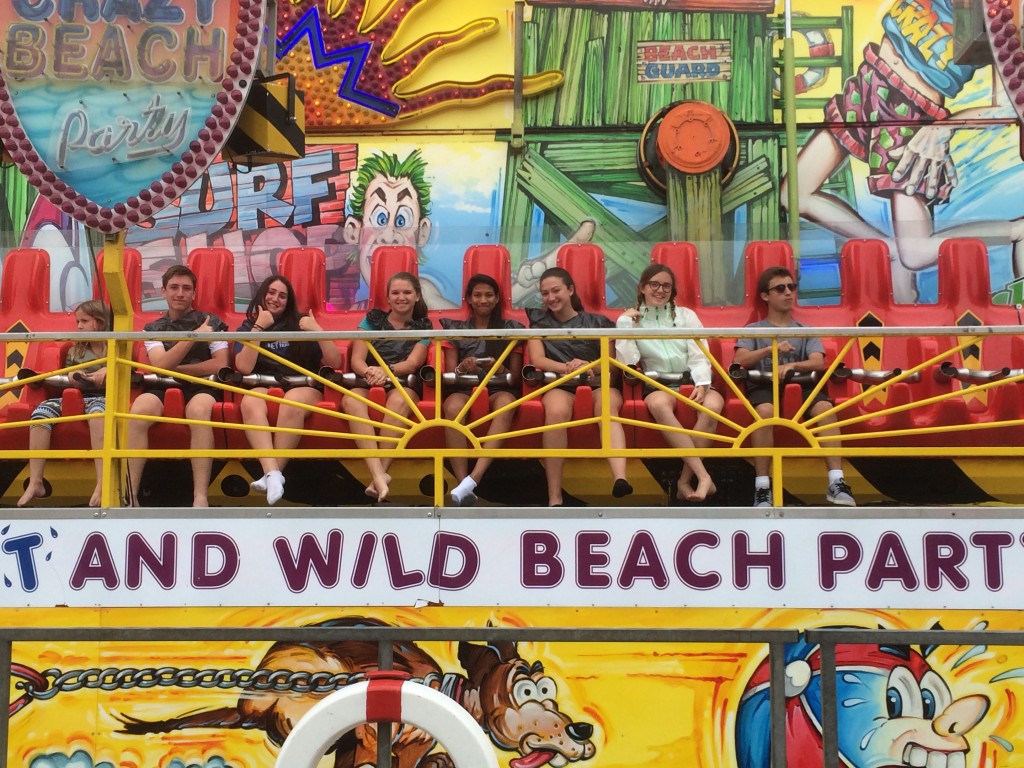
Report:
616,264,723,502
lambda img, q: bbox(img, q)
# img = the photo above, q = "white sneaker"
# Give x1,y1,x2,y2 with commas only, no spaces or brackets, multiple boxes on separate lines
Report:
753,487,772,508
826,480,856,507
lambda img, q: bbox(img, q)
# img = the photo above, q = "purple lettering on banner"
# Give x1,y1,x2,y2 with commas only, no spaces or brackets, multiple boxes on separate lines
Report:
923,532,968,591
617,530,669,589
191,532,239,589
674,530,721,590
521,531,564,588
125,531,177,590
818,532,863,591
1,533,44,592
865,531,919,591
382,533,424,589
274,530,343,593
351,532,376,589
732,531,785,590
70,532,119,590
428,532,479,590
576,531,611,589
971,531,1014,590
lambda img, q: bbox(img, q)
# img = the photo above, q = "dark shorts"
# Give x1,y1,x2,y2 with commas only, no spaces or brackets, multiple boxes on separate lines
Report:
825,43,951,202
145,384,222,404
746,384,831,409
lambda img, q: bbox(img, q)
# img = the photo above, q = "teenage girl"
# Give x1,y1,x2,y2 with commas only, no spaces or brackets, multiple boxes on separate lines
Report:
526,267,631,507
235,274,342,505
616,264,723,501
18,299,110,507
344,272,432,502
440,274,524,506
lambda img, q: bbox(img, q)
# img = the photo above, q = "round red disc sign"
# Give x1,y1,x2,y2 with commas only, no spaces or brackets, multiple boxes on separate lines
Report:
0,0,267,233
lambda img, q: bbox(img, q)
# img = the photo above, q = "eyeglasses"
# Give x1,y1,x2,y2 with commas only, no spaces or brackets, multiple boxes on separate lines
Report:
645,280,673,293
767,282,798,294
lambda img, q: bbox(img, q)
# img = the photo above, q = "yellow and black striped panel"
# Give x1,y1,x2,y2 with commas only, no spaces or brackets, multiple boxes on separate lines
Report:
222,74,305,166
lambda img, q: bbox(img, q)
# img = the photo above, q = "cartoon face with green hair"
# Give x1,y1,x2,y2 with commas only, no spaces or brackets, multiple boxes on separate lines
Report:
343,149,433,290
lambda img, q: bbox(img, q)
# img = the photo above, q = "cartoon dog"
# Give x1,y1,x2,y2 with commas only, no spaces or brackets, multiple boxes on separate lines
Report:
119,617,596,768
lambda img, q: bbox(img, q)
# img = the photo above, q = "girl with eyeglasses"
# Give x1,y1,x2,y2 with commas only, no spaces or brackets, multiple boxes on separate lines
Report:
615,264,722,502
527,267,631,507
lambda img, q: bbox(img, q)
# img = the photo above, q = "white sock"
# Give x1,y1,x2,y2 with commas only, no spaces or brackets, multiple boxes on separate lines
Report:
828,470,844,485
451,476,478,505
754,476,770,490
266,471,285,505
251,474,269,493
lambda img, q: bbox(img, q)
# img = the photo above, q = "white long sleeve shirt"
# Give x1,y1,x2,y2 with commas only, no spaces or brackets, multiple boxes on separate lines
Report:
615,305,713,387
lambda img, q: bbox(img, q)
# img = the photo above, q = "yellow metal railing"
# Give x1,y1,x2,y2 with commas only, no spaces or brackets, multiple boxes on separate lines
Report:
2,325,1024,507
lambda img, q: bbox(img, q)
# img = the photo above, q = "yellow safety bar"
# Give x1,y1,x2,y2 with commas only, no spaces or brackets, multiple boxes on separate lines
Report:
3,321,1024,507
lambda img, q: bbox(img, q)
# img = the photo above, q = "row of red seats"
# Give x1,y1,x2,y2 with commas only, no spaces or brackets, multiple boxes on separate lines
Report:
2,238,1021,458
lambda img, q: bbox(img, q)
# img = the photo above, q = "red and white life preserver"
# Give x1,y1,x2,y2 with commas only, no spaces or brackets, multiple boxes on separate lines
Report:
275,670,498,768
773,26,835,95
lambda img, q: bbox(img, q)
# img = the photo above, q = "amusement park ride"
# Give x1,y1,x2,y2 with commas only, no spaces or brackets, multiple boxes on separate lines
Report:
2,1,1024,768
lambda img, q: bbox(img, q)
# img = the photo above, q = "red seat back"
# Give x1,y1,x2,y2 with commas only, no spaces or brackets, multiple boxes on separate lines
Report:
278,247,327,316
187,248,236,320
556,243,606,312
369,246,419,311
651,241,702,308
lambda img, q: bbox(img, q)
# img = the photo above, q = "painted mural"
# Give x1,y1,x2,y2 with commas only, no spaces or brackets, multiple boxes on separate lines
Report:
3,606,1024,768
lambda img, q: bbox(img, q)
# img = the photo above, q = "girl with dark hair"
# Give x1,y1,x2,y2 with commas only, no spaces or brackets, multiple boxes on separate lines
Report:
235,275,342,505
18,300,110,507
616,264,722,502
526,267,631,506
344,271,432,502
439,274,524,506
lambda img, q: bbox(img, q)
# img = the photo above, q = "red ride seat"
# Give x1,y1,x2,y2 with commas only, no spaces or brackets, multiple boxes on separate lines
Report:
369,246,418,310
556,243,606,312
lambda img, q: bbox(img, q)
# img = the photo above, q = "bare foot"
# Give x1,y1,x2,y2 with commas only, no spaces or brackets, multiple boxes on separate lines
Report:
193,494,209,508
89,485,102,507
17,480,47,507
679,475,716,503
365,473,391,502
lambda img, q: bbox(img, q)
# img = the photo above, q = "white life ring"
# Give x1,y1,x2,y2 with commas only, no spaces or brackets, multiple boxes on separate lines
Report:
773,26,835,95
275,670,499,768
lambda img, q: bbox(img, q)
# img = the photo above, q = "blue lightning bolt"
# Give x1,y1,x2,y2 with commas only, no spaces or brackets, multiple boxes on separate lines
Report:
277,5,401,117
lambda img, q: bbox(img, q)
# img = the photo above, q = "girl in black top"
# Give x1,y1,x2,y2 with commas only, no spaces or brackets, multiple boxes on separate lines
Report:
526,267,631,506
235,275,342,505
344,271,432,502
439,274,524,506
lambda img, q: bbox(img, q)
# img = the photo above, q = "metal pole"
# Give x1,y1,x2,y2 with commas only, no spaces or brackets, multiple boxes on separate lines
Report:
782,0,801,259
377,639,394,768
512,0,525,152
101,231,132,507
768,641,788,768
820,639,838,768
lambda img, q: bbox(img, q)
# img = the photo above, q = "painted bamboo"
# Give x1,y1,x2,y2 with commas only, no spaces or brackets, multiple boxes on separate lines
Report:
556,7,593,126
666,168,731,303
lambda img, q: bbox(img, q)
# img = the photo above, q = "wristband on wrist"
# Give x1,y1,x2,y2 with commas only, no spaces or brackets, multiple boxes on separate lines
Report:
253,324,264,331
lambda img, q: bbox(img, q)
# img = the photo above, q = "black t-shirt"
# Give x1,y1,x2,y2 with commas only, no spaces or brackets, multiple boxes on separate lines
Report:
526,308,614,363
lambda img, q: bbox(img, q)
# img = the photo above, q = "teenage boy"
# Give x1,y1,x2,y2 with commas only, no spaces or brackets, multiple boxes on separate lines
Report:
127,265,228,507
734,266,855,508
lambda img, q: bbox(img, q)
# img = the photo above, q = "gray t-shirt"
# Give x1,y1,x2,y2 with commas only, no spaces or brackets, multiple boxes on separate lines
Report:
735,319,824,374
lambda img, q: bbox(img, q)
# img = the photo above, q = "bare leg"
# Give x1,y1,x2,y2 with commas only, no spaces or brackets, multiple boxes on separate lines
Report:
646,391,714,502
809,400,844,473
273,387,322,471
88,414,104,507
541,388,574,506
469,391,516,484
378,387,416,475
595,387,630,496
443,392,471,482
751,402,775,478
240,389,279,477
186,393,217,508
677,389,724,499
126,392,162,507
17,425,51,507
343,389,390,501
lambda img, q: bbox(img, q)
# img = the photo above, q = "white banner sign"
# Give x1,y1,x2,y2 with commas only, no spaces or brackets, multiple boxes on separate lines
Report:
1,516,1020,609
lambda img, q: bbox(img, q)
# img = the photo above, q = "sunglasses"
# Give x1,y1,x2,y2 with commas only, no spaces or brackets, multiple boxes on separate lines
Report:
767,282,798,294
645,280,674,292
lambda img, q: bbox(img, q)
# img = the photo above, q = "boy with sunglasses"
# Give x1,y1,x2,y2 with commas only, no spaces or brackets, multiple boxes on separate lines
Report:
734,266,855,508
